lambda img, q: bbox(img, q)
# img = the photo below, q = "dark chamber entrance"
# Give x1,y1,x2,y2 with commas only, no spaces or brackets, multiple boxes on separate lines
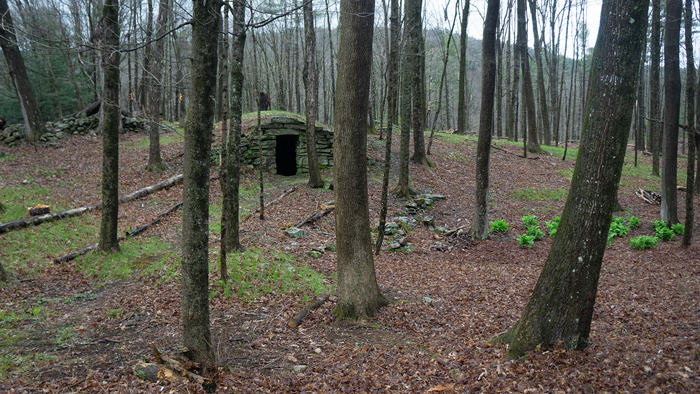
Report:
276,135,298,176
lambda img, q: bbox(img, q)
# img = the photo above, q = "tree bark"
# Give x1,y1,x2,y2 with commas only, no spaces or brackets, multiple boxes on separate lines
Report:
0,0,46,142
682,0,695,247
221,0,246,271
469,0,499,240
518,0,544,154
181,0,218,369
333,0,387,319
650,0,661,176
496,0,648,359
528,0,551,146
145,0,170,172
394,0,420,198
456,0,471,135
410,1,428,166
660,0,682,225
375,0,400,254
303,0,324,188
98,0,121,254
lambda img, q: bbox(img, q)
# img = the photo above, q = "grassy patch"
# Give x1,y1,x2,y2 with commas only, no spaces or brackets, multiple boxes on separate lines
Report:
512,187,567,202
0,215,99,274
211,249,333,306
542,145,578,160
1,353,56,380
74,237,174,282
0,185,60,223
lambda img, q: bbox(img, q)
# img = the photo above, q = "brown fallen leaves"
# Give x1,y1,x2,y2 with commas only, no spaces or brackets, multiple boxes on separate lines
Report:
0,129,698,393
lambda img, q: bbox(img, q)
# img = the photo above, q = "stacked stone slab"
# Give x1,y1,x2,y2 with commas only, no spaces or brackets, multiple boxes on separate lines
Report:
239,115,333,174
0,113,148,147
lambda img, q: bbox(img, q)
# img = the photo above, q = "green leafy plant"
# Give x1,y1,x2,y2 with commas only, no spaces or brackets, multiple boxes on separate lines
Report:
630,236,658,250
518,234,535,248
651,220,667,231
526,226,544,241
489,219,509,233
671,223,684,235
522,215,538,228
627,216,640,228
654,225,674,241
545,217,560,237
609,217,630,238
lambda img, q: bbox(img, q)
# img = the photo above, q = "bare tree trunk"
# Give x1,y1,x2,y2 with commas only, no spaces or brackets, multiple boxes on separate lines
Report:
324,0,336,123
497,0,648,358
181,0,218,369
470,0,500,240
375,0,401,253
98,0,121,253
303,0,324,188
145,0,170,172
220,0,246,278
333,0,387,319
660,0,682,225
528,0,551,146
518,0,544,154
0,0,46,142
456,0,471,135
682,0,695,246
650,0,661,176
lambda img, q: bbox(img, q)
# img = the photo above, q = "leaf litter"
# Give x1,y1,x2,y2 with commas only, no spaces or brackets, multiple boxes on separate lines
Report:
0,129,698,392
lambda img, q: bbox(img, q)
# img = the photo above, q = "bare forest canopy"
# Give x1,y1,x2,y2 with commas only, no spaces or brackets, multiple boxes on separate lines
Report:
0,0,692,147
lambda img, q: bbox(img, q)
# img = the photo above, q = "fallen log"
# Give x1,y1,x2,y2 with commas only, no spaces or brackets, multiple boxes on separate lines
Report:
127,201,183,237
241,186,297,223
287,293,330,329
295,208,334,228
0,174,183,235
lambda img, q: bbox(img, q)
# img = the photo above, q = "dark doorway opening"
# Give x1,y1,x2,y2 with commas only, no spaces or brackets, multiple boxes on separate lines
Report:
276,135,298,176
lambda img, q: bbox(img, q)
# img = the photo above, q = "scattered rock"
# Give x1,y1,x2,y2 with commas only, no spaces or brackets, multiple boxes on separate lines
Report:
307,250,322,258
293,365,308,373
285,227,307,239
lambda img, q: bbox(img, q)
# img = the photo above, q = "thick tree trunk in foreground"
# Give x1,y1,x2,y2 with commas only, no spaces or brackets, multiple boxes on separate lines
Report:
0,0,46,142
682,0,695,247
660,0,682,225
98,0,121,254
333,0,387,319
469,0,499,240
303,0,323,188
145,0,170,172
456,0,471,135
181,0,218,368
496,0,648,359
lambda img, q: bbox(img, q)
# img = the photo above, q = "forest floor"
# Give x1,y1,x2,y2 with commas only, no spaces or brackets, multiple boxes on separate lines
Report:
0,118,699,393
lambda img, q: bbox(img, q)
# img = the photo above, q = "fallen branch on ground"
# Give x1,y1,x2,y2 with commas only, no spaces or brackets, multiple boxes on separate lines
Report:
241,186,297,223
635,188,661,205
287,294,330,329
295,208,334,228
133,345,216,391
0,174,184,235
